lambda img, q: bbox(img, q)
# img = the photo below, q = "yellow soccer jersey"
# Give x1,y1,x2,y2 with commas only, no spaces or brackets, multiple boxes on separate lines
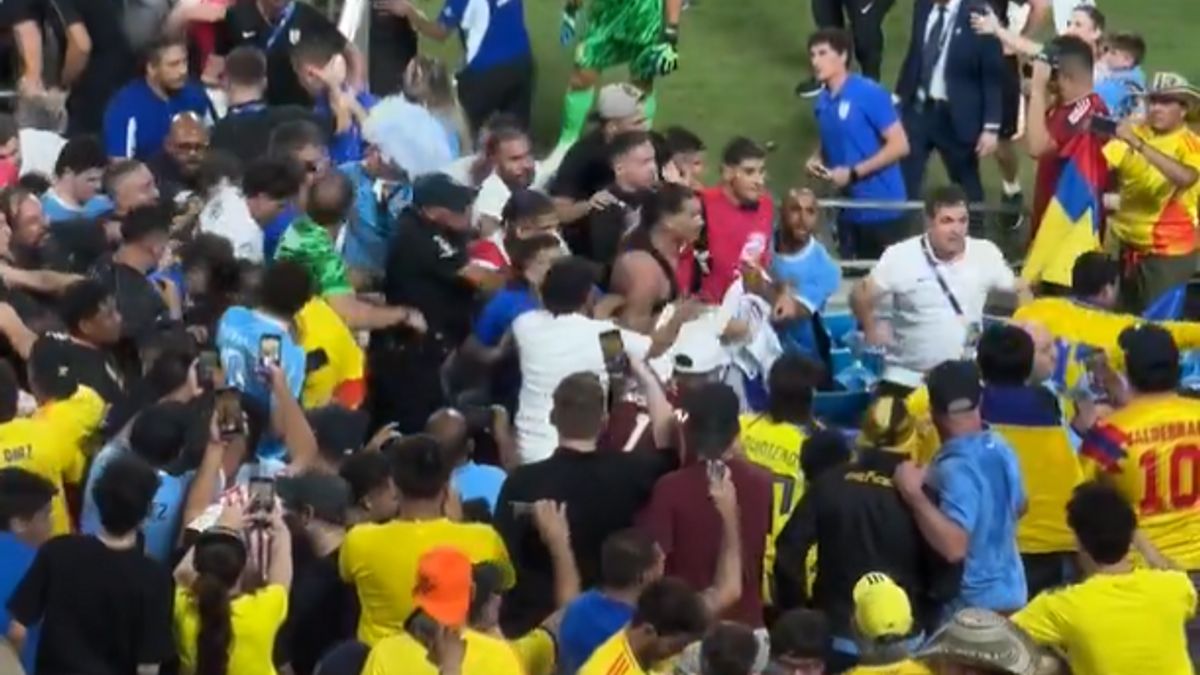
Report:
361,628,525,675
739,414,814,589
0,386,105,534
1013,297,1200,395
846,659,933,674
1014,568,1196,675
1081,393,1200,569
579,630,649,675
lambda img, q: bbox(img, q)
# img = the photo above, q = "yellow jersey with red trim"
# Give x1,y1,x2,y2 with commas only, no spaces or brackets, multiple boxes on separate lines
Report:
578,630,649,675
1013,297,1200,395
1081,393,1200,569
1104,124,1200,255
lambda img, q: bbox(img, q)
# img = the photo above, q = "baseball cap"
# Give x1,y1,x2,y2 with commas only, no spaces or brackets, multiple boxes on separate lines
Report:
857,396,917,455
927,360,982,415
1119,323,1179,384
917,608,1055,675
413,173,476,213
682,382,741,457
595,83,644,120
413,547,473,628
673,332,729,375
276,472,352,525
852,572,913,641
306,405,370,462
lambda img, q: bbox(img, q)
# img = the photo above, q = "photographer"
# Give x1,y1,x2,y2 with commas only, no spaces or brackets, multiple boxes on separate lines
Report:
1101,73,1200,313
1022,36,1109,291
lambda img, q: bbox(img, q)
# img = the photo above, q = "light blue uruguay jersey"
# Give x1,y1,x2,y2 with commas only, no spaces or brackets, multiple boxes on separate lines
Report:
438,0,532,72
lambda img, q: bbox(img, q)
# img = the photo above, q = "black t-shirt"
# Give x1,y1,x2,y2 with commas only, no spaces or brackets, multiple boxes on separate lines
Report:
494,446,677,635
217,0,349,107
548,130,614,203
40,334,126,407
211,103,323,165
575,184,652,284
382,210,476,344
276,547,360,675
7,535,175,674
775,450,958,635
60,0,136,135
92,258,170,349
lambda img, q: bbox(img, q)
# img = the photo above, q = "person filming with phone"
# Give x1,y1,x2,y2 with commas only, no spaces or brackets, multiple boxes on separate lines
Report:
1022,35,1110,293
1096,72,1200,313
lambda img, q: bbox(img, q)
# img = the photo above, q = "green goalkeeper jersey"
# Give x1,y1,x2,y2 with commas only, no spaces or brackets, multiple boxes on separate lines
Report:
587,0,662,44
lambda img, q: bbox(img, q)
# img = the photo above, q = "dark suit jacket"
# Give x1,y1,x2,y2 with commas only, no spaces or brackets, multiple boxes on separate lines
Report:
896,0,1005,144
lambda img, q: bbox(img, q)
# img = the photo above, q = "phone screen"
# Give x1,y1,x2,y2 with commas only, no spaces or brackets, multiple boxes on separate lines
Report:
197,351,220,390
248,477,275,514
215,388,244,437
259,335,282,369
1089,115,1118,137
599,330,626,373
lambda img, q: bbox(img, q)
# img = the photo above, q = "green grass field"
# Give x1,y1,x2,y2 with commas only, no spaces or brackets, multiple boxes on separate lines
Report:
424,0,1200,194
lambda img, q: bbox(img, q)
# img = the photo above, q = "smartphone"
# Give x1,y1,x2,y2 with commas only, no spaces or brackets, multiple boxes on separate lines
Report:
706,459,727,484
259,334,282,370
248,476,275,515
1089,115,1119,137
197,350,220,390
598,329,628,374
215,387,244,437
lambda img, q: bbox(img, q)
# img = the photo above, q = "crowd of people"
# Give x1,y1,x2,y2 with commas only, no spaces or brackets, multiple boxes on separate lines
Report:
0,0,1195,673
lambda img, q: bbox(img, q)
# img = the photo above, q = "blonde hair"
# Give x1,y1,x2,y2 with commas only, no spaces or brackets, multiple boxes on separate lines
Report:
403,56,472,154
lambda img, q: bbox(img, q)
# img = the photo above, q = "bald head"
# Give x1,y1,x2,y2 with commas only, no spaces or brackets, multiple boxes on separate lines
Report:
1015,320,1057,385
164,113,209,176
305,171,353,228
426,408,470,465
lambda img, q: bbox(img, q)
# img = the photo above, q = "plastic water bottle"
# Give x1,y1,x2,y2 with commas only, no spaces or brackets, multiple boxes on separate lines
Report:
835,331,879,392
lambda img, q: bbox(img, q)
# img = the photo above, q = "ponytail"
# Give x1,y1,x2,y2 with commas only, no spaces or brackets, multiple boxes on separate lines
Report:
193,572,233,675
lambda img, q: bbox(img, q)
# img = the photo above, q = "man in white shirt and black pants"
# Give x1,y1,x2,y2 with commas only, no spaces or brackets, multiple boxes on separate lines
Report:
850,185,1030,395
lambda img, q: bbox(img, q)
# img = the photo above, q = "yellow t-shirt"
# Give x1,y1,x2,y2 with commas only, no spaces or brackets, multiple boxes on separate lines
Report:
738,413,814,596
1013,297,1200,396
1081,394,1200,569
1104,125,1200,255
0,386,105,534
511,627,556,675
295,298,366,409
1013,568,1197,675
579,630,649,675
846,659,933,674
361,628,525,675
173,584,288,675
339,518,515,645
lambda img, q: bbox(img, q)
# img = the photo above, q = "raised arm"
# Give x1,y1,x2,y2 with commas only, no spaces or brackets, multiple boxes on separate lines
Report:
700,470,743,615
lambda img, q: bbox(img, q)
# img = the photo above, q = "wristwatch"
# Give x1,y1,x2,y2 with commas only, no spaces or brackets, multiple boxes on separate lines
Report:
849,166,861,182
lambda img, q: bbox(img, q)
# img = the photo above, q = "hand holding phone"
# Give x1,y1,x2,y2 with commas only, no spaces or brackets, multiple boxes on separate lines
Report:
247,477,275,528
1089,115,1119,137
598,329,629,375
259,334,282,371
215,388,245,438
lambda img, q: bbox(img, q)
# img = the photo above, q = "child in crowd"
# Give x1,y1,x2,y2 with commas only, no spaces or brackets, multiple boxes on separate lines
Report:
1096,32,1147,119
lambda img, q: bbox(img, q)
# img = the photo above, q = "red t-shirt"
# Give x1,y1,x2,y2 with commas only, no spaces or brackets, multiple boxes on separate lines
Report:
1032,93,1110,237
468,231,511,273
636,457,774,626
698,187,774,304
600,390,684,453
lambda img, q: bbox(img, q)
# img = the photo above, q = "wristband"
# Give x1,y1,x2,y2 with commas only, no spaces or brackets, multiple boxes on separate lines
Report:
849,167,861,182
663,24,679,45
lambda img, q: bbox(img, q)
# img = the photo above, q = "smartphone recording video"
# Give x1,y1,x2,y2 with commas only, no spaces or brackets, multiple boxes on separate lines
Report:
215,388,244,437
259,334,282,370
599,329,628,374
248,476,275,514
1089,115,1119,138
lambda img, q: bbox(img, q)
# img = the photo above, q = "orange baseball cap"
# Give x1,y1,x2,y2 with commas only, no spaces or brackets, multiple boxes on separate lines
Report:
413,547,473,628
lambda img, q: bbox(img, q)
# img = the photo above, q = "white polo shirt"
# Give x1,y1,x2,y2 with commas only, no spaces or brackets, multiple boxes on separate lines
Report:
512,310,652,463
870,234,1015,386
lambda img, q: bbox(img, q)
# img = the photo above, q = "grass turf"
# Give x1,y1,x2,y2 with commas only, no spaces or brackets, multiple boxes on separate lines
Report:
418,0,1199,195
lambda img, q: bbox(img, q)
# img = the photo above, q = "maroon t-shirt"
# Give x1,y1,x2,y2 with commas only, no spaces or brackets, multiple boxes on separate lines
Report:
636,457,774,626
601,390,684,453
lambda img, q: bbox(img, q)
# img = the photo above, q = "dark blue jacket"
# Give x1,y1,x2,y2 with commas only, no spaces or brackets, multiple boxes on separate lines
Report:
896,0,1005,144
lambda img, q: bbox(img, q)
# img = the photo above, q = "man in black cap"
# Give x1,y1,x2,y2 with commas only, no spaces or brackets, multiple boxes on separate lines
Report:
374,173,494,433
893,360,1027,617
276,471,359,675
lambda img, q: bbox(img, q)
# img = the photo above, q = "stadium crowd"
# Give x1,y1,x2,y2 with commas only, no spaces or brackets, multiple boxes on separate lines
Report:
0,0,1198,673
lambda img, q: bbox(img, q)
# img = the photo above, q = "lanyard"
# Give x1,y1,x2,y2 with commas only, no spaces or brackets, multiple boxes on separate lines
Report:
264,1,297,49
921,236,964,317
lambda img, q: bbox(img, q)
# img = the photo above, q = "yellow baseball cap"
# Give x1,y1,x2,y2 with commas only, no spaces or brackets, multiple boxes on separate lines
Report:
853,572,913,640
857,396,918,457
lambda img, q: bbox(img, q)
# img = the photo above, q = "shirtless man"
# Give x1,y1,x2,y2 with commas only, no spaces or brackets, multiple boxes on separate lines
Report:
609,183,703,333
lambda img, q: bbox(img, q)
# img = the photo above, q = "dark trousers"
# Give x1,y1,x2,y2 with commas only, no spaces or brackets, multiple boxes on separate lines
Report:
811,0,895,80
366,333,453,435
457,57,536,134
902,101,985,223
368,14,418,96
838,216,910,260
